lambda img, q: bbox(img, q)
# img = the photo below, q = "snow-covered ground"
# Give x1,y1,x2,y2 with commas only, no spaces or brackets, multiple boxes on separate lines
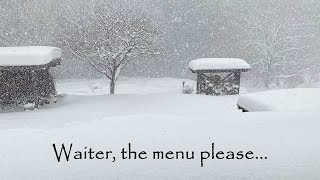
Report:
0,78,320,179
56,77,197,95
238,88,320,112
57,77,248,95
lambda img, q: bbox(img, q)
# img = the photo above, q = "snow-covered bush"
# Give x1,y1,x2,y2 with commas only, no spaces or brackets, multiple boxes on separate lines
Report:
23,103,35,111
182,85,194,94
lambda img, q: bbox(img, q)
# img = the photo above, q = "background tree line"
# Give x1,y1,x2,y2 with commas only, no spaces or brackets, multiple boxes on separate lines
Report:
1,0,320,90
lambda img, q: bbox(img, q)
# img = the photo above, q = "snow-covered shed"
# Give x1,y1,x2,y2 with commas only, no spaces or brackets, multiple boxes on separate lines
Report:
189,58,251,95
0,46,62,107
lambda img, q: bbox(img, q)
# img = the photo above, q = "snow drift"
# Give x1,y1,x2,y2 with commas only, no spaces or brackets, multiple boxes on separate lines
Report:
237,88,320,112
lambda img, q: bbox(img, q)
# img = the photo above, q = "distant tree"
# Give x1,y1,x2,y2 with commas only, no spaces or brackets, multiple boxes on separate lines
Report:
62,3,159,94
233,1,318,88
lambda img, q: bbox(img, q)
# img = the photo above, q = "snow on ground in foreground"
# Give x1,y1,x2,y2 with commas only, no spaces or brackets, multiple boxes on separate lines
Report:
0,101,319,179
0,78,320,179
238,88,320,112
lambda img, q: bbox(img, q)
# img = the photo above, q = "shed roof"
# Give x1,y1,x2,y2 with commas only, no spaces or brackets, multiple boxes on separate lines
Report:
189,58,251,72
0,46,62,67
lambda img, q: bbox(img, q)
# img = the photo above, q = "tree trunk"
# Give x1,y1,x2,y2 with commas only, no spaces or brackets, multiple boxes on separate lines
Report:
110,79,115,94
109,66,118,94
265,62,272,89
264,75,270,89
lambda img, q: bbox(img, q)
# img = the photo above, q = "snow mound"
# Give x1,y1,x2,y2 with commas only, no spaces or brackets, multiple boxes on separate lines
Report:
0,46,62,66
237,88,320,112
189,58,251,71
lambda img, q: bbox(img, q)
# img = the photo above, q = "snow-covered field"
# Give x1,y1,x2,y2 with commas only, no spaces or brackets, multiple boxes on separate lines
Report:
0,78,320,179
56,77,197,95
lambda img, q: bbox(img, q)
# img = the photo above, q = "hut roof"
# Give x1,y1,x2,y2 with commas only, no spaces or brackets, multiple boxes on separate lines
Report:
0,46,62,67
189,58,251,72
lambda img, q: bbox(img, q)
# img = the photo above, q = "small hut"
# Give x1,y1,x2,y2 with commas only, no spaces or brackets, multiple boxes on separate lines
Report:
0,46,62,108
189,58,251,96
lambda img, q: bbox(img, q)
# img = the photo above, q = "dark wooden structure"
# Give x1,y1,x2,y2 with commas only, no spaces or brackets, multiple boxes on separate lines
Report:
189,58,250,96
0,57,61,108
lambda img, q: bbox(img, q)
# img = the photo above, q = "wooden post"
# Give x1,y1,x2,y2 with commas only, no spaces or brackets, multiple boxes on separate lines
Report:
234,71,241,94
32,70,39,108
196,72,200,94
234,71,241,86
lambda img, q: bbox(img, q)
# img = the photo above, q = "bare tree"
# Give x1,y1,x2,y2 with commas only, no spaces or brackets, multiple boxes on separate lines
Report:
232,1,318,88
62,3,159,94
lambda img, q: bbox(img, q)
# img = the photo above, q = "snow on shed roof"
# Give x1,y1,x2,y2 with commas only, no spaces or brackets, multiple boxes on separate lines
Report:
0,46,62,67
189,58,251,71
